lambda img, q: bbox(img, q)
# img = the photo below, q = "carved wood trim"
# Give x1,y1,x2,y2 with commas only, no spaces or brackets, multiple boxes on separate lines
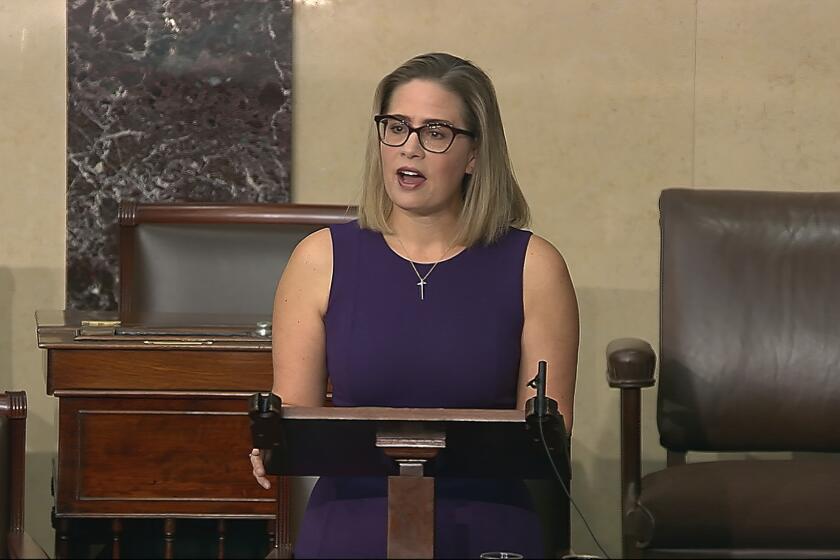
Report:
1,392,27,535
122,202,355,225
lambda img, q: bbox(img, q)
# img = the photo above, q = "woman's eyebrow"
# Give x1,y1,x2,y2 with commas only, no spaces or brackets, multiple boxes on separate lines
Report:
389,113,455,126
424,118,455,126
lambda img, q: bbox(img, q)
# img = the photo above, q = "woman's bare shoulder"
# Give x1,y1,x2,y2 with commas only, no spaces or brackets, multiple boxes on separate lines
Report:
280,228,332,292
290,227,333,269
298,227,333,252
278,228,334,313
524,233,570,279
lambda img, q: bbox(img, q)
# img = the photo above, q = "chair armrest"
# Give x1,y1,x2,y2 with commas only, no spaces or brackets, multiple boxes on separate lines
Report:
606,338,656,389
8,532,49,559
605,338,656,558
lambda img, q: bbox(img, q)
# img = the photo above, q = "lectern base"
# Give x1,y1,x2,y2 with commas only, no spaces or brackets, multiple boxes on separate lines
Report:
387,467,435,559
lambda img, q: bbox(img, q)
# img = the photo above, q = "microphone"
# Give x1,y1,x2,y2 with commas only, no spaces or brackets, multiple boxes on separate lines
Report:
524,361,568,474
525,360,558,420
524,366,612,558
248,392,284,468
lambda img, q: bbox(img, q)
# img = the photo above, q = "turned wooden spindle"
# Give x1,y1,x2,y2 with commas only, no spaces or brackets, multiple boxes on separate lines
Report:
163,517,176,559
111,518,123,558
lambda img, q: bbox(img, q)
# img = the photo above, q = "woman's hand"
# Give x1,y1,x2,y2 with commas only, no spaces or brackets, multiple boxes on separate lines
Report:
250,448,271,490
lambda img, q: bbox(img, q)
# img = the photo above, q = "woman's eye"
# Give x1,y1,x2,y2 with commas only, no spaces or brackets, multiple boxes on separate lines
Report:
389,124,405,133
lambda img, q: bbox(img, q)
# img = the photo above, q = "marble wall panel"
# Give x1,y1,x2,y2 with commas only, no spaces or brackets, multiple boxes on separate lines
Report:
67,0,292,309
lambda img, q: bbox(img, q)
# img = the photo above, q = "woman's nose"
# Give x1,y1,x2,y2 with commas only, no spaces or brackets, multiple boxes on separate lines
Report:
400,130,424,158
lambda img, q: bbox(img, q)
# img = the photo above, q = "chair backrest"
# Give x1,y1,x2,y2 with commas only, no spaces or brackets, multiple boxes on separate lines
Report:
118,202,355,317
0,392,27,553
658,189,840,452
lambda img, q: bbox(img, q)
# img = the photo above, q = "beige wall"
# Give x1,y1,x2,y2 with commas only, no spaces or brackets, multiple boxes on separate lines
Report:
1,0,66,554
2,0,839,556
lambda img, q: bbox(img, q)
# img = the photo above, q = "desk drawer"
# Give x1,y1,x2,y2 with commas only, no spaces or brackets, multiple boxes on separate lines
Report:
57,396,275,516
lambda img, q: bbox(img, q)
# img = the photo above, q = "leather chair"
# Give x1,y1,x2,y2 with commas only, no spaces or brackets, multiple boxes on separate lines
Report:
0,391,48,558
118,201,355,317
607,188,840,558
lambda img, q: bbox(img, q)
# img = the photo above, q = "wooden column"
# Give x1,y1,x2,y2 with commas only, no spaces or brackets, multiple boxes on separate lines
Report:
216,519,226,559
163,517,176,559
55,518,71,558
387,460,435,559
111,518,123,558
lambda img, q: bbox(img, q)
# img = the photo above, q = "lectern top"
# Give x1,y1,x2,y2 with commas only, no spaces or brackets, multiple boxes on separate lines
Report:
254,404,569,480
279,406,526,424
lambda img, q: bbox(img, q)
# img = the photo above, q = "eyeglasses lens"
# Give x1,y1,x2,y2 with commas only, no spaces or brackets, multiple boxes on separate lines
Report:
377,118,454,153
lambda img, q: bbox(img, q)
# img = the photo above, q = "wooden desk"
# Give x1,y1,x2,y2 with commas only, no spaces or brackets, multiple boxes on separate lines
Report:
36,310,284,558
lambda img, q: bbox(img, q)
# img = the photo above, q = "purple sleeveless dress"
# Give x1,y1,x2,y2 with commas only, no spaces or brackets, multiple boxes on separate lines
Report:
293,221,544,559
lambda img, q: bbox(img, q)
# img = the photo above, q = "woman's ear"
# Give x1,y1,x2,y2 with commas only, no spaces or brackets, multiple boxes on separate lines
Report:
465,150,477,175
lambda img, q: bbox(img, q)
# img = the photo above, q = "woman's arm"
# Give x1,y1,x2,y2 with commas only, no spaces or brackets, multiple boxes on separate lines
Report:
517,234,579,433
253,229,333,489
270,228,333,406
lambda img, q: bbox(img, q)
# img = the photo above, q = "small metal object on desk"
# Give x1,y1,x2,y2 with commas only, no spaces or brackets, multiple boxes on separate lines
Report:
81,320,121,328
253,321,272,337
77,326,119,338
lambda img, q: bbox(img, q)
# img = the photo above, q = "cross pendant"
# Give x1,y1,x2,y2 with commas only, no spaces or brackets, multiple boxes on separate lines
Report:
417,278,427,301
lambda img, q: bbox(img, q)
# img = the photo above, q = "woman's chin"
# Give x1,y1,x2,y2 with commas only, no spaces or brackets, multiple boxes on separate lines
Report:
387,185,425,206
386,184,462,217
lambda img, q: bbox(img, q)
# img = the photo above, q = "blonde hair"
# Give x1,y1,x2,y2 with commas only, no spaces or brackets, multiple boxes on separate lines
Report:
358,52,530,246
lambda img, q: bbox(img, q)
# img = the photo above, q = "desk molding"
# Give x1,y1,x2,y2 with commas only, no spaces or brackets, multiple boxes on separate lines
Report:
48,349,272,394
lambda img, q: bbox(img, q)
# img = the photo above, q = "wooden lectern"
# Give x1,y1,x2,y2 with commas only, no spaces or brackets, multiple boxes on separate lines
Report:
249,393,569,559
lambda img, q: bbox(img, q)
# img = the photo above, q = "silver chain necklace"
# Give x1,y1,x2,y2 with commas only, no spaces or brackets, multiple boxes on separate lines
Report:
395,236,455,301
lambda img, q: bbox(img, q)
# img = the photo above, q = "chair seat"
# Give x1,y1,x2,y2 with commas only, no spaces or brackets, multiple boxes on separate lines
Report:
634,460,840,549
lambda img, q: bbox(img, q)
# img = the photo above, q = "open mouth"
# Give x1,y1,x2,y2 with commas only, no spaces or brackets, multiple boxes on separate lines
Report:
397,167,426,188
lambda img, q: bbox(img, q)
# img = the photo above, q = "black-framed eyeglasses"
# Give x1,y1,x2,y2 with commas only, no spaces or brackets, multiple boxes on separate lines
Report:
374,114,475,154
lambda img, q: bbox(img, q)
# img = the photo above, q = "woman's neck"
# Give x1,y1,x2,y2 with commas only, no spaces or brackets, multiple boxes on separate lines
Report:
386,208,463,263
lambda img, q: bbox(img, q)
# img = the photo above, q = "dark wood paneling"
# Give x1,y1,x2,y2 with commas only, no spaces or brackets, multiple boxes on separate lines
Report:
50,350,272,392
58,397,275,517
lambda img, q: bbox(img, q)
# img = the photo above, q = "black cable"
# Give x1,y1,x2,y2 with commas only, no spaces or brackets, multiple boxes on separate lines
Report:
537,420,611,559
